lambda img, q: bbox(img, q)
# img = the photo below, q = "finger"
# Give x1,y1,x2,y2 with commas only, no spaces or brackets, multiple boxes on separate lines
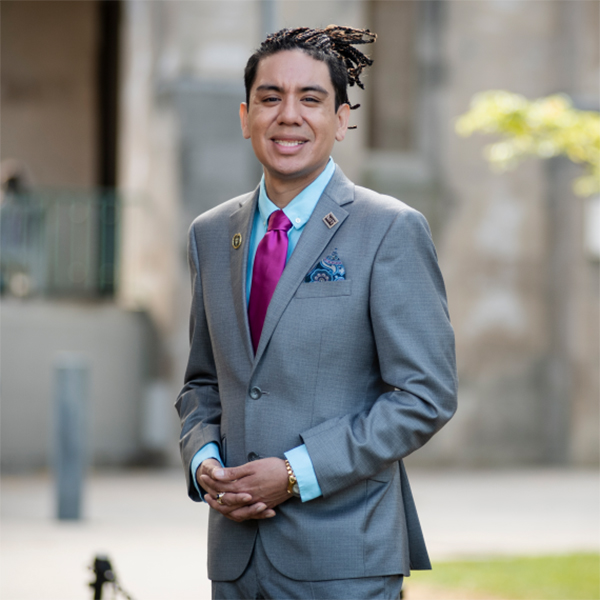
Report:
211,463,254,482
205,495,275,522
208,467,234,482
215,492,253,507
200,458,222,472
199,459,222,479
228,503,276,522
205,493,253,514
199,474,244,494
205,494,234,514
198,475,221,496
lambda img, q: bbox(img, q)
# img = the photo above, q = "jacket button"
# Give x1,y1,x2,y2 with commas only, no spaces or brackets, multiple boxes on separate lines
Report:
249,386,262,400
248,452,259,461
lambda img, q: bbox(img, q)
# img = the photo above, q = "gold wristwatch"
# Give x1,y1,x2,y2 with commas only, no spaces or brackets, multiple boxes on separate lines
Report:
284,459,300,498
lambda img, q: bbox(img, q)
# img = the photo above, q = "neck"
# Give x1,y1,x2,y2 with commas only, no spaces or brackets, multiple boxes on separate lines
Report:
263,163,328,209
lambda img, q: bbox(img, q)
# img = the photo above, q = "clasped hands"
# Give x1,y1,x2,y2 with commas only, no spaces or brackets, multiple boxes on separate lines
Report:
199,457,291,522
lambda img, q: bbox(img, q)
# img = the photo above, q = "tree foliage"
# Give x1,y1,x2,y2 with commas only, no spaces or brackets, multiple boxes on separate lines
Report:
456,90,600,197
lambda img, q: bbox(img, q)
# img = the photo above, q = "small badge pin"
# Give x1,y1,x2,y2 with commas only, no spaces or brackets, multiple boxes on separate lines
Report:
232,233,243,249
323,213,339,229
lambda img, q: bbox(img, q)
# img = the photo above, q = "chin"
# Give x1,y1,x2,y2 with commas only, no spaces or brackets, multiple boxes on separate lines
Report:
270,157,326,179
272,165,315,181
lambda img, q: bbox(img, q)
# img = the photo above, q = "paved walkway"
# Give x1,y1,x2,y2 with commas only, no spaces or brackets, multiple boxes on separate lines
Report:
1,468,598,600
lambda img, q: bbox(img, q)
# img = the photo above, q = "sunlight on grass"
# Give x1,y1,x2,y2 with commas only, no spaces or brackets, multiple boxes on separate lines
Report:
408,553,600,600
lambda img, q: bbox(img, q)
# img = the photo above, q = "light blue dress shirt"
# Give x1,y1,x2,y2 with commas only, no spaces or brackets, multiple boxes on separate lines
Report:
191,158,336,503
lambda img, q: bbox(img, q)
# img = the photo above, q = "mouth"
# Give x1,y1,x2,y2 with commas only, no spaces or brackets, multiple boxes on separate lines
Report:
272,139,307,147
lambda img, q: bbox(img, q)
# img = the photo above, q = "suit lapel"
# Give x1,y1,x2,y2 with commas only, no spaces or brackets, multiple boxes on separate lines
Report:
229,189,259,363
253,168,355,366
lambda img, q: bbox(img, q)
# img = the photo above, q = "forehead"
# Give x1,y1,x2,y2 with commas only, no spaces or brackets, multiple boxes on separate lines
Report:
252,49,334,93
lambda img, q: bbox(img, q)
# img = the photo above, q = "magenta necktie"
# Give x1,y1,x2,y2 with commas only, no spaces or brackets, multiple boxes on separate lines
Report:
248,210,292,353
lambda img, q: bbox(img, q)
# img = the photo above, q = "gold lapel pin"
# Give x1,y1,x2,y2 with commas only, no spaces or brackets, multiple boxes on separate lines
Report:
232,233,242,249
323,213,339,229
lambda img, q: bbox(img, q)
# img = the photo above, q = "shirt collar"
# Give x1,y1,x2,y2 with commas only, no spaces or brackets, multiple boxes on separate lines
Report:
258,157,336,230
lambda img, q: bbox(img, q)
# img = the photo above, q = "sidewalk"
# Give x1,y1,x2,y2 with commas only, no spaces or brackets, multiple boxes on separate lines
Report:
1,468,598,600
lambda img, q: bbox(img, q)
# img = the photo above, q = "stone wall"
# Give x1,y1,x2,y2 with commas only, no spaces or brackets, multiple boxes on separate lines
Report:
422,0,599,465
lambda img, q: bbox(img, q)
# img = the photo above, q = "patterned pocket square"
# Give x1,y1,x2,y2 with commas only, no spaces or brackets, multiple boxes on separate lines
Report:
305,249,346,282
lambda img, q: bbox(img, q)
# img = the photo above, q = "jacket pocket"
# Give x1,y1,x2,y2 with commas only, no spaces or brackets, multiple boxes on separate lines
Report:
295,280,352,299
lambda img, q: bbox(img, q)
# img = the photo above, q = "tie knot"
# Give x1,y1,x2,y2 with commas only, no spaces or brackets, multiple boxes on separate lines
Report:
267,210,292,233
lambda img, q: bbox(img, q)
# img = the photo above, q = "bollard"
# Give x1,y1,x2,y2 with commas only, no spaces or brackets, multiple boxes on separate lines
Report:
53,353,89,520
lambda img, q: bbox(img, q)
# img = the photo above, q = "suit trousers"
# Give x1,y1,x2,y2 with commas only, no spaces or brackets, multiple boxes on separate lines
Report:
212,531,404,600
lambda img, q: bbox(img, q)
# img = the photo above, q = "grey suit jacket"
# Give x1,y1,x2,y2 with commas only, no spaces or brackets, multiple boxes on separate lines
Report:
176,167,458,582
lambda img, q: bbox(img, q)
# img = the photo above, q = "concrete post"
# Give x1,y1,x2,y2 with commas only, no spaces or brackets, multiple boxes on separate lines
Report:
53,353,89,520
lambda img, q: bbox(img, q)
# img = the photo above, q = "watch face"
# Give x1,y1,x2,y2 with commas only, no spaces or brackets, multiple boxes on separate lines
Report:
292,483,300,498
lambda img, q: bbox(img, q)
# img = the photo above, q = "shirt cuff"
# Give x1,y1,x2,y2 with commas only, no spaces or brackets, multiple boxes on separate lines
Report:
191,442,224,501
284,444,322,502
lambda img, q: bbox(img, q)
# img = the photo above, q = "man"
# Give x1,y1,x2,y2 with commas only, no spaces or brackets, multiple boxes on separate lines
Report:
176,26,457,600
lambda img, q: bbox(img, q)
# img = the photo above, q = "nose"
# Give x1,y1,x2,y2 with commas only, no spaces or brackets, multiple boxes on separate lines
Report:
277,96,303,126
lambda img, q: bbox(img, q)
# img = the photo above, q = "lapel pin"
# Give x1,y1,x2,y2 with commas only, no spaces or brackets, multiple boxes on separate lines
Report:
232,233,243,249
323,213,339,229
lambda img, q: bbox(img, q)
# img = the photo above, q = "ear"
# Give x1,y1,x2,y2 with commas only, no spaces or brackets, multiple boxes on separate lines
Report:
335,103,351,142
240,103,251,139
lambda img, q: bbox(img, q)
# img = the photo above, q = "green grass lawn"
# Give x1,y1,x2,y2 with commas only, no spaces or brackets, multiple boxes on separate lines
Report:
408,553,600,600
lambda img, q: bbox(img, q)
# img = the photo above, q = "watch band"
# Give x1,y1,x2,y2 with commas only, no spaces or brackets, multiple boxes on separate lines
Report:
284,459,300,498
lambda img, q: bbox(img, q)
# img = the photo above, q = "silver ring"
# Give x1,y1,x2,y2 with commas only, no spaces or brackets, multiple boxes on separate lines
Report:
216,492,225,505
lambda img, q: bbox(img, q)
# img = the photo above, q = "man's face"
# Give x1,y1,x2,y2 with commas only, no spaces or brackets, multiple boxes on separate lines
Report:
240,50,350,189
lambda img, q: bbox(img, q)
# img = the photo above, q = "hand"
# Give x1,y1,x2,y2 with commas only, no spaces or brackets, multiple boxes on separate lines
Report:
200,457,291,522
198,459,262,520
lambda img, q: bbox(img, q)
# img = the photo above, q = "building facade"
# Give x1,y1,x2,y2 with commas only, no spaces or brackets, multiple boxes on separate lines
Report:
1,0,598,470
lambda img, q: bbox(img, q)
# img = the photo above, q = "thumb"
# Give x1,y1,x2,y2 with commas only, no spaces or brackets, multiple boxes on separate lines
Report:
213,464,249,481
211,466,235,481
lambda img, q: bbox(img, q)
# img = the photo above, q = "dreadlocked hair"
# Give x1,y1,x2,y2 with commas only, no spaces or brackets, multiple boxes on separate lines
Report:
244,25,376,116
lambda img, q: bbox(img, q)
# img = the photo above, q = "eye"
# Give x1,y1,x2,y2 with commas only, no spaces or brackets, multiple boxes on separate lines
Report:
302,96,320,104
262,96,280,103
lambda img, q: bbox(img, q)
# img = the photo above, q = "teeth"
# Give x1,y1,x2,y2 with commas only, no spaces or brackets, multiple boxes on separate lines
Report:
275,140,305,146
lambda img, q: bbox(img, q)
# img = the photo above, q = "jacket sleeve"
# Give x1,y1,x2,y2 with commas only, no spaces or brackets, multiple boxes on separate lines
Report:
175,223,222,502
300,208,458,498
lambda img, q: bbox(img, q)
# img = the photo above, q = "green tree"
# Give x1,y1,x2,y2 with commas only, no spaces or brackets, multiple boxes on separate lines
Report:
456,90,600,197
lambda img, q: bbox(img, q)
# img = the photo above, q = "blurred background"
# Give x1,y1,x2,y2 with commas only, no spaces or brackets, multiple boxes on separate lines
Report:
1,1,598,598
2,0,598,472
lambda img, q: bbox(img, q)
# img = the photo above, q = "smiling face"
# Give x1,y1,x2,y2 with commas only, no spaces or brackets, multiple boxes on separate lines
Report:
240,50,350,204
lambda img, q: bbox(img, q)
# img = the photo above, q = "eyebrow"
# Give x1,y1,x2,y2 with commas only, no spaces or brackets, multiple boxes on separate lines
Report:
254,84,329,96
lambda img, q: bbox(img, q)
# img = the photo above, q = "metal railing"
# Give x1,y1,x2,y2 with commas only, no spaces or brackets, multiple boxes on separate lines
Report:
0,189,119,298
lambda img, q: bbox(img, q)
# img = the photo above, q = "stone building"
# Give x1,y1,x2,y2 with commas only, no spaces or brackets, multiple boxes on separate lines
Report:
1,0,598,470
